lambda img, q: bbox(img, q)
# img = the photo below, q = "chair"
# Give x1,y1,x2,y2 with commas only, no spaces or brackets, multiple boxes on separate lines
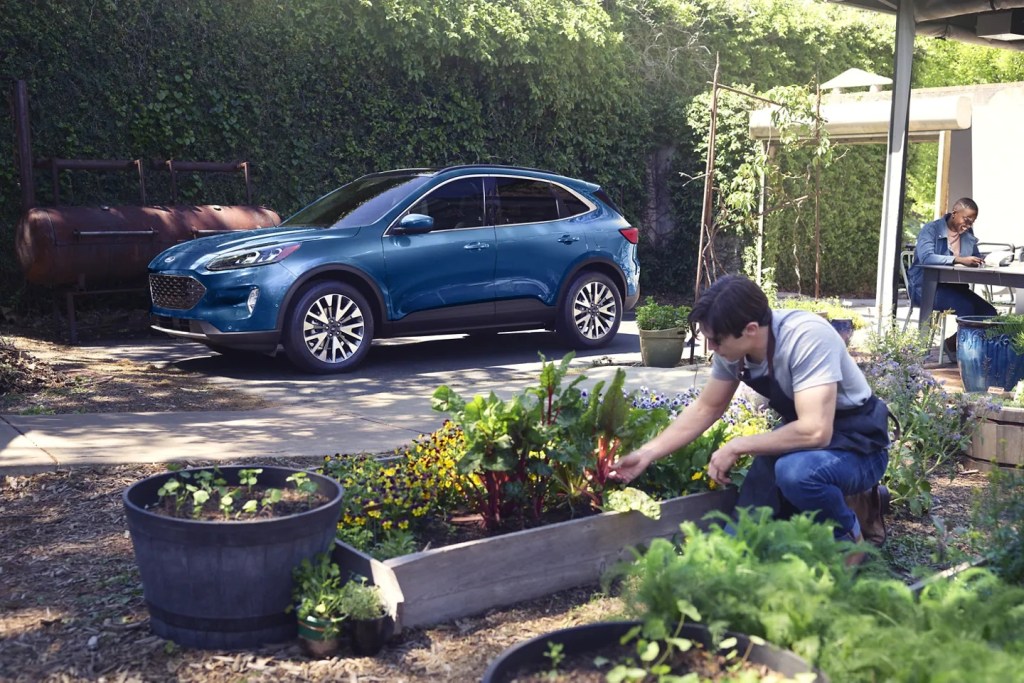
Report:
900,249,948,363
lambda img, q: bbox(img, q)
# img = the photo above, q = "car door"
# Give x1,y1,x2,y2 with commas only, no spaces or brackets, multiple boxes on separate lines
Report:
382,176,496,323
490,176,592,312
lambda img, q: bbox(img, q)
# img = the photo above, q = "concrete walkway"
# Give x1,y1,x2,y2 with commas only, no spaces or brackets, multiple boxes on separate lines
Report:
0,297,939,476
0,322,716,475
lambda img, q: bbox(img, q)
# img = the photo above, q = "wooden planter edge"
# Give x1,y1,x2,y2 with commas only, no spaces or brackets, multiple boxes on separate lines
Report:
331,487,738,632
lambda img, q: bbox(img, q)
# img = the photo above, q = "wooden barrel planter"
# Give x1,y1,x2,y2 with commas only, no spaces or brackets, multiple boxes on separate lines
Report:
481,620,827,682
123,466,344,649
967,405,1024,472
332,488,737,633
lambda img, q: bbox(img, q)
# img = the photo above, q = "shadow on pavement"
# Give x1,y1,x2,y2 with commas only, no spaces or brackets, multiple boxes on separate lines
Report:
171,330,641,383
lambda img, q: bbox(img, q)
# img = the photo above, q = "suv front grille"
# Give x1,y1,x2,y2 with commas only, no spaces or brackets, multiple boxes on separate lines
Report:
150,274,206,310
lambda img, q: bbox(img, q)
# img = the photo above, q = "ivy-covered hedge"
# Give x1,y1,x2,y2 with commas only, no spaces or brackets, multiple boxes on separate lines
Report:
0,0,944,311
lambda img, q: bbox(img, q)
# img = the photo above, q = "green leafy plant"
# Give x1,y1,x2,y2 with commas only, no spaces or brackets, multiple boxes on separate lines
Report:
339,575,387,621
634,297,691,332
985,313,1024,355
430,354,586,528
290,552,347,639
970,467,1024,584
862,323,995,515
326,356,774,555
153,466,322,520
613,509,1024,682
770,294,866,330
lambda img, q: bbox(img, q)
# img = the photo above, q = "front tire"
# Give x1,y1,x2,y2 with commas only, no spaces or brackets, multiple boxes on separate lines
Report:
556,272,622,348
283,281,374,373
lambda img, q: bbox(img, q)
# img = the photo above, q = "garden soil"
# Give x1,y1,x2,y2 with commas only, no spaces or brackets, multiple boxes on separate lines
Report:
0,330,985,682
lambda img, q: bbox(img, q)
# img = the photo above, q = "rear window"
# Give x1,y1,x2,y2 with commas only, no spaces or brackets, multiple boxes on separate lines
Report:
493,177,590,225
594,189,622,216
282,174,432,228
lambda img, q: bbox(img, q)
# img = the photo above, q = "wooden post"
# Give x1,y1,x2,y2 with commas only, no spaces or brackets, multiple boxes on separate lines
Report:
695,54,720,300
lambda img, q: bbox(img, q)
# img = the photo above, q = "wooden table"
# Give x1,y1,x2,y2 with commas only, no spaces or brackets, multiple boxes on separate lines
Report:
918,263,1024,330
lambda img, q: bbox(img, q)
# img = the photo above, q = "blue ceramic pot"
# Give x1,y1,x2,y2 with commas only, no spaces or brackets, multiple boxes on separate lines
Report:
956,315,1024,392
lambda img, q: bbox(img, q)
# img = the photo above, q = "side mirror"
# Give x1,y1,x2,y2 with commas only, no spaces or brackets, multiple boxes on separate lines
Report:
394,213,434,234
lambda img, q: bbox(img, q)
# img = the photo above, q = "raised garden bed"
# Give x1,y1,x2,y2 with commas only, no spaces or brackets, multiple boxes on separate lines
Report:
967,404,1024,472
331,488,737,632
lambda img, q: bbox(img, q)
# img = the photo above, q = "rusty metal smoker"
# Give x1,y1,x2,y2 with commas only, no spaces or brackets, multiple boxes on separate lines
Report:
10,80,281,341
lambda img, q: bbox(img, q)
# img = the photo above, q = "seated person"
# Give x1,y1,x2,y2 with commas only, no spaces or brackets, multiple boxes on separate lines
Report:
908,197,996,356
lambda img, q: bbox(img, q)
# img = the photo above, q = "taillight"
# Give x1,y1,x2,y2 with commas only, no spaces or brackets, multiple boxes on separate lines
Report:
618,227,638,244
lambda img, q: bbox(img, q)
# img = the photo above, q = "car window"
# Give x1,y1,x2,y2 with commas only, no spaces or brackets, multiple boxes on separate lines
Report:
282,174,432,228
492,178,563,225
407,178,485,231
550,185,590,219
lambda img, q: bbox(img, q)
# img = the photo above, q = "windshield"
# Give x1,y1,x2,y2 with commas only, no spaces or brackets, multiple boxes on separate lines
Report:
281,173,433,228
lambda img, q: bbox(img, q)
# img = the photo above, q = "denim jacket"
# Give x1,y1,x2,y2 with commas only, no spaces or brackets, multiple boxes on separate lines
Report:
908,214,982,296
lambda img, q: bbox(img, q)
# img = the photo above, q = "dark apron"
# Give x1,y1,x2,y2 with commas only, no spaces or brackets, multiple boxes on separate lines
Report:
734,319,893,516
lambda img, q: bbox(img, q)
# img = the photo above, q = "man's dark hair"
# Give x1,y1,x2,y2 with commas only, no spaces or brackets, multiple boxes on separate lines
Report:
952,197,978,213
689,275,771,340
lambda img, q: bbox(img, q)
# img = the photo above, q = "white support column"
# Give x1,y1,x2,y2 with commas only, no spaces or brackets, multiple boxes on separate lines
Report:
874,0,915,331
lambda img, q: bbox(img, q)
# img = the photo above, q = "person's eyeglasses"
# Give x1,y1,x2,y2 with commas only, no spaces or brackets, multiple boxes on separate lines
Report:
954,212,975,227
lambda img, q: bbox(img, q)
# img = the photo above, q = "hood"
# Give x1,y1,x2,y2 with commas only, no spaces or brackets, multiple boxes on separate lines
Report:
149,224,360,271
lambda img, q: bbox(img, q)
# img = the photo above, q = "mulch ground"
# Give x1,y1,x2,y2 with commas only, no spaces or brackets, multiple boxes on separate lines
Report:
0,326,991,681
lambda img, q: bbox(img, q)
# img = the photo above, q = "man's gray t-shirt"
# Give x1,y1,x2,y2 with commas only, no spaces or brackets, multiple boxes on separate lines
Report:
710,309,871,409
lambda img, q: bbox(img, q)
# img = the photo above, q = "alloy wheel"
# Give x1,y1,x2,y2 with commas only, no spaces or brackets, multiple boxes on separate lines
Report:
572,280,617,340
302,292,365,363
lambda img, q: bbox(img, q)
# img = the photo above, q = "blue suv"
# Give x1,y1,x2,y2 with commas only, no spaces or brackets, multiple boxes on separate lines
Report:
149,165,640,373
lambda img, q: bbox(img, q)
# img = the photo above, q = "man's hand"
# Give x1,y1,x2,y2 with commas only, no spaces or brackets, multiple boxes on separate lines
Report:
707,445,742,486
608,451,652,483
954,255,985,267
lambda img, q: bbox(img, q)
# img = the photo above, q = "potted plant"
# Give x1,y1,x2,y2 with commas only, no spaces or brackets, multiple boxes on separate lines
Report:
634,296,691,367
291,552,348,658
339,575,393,656
122,465,344,649
956,313,1024,392
772,294,865,346
482,619,825,682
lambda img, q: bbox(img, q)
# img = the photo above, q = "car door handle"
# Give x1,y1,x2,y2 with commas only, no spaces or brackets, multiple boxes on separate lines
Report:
463,242,491,251
558,234,580,244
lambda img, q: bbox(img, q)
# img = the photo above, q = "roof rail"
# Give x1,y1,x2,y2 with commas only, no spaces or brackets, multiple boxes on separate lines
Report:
439,163,554,175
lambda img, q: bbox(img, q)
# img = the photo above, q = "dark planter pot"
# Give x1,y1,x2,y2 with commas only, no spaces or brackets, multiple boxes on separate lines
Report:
350,615,395,656
123,466,344,650
638,327,687,367
482,621,827,683
956,315,1024,392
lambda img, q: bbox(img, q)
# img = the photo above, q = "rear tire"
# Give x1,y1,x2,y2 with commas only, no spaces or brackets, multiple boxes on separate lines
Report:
556,272,622,349
283,281,374,373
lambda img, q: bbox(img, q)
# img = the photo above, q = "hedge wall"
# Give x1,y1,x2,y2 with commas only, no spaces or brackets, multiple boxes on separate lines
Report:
1,0,900,312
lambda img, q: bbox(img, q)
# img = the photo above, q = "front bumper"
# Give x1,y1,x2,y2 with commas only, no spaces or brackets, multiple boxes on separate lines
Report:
151,316,280,352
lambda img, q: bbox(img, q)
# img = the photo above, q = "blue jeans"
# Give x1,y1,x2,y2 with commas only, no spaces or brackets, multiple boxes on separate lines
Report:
912,283,996,319
744,448,889,539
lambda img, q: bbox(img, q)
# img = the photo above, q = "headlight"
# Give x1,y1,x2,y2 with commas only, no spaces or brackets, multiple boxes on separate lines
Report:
206,243,301,271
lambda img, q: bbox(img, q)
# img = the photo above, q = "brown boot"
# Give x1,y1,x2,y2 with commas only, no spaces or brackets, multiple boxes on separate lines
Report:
943,334,957,360
845,532,867,568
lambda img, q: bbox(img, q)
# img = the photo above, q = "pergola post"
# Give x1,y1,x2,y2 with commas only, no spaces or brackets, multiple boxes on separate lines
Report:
874,0,915,330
